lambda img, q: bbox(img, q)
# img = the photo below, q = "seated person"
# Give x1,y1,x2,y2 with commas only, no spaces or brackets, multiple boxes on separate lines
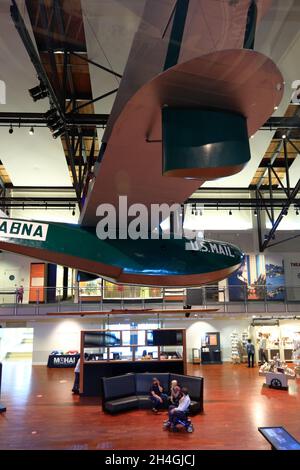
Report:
167,387,191,428
169,379,181,407
149,377,168,413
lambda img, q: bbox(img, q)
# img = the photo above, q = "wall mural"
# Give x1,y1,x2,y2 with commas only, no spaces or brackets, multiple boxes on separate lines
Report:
228,253,285,301
265,254,285,301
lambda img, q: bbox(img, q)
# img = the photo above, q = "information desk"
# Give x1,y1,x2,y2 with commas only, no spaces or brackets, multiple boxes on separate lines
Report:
47,354,80,368
258,427,300,450
80,328,187,396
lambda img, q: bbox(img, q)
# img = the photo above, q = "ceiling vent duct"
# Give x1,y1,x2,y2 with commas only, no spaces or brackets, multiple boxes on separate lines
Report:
251,318,279,327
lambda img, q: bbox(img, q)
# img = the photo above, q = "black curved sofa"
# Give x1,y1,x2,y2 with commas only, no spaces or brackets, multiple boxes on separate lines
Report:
101,372,203,414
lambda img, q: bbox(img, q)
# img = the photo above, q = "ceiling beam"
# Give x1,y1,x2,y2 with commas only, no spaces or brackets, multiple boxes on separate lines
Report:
0,112,109,126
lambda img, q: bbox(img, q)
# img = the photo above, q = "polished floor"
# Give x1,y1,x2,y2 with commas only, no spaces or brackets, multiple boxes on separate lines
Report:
0,361,299,450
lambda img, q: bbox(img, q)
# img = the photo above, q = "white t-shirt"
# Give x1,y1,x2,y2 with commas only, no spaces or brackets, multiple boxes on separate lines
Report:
176,394,191,412
75,358,80,373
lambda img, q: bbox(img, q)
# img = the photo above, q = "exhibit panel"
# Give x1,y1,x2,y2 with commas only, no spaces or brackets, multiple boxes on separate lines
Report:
201,332,222,364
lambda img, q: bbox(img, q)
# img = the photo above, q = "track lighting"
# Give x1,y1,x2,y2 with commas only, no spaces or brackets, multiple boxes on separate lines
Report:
29,81,48,102
72,209,75,216
229,210,232,216
9,124,13,134
29,127,34,135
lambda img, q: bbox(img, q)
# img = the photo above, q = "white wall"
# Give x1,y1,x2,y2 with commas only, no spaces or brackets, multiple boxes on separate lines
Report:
0,251,34,303
28,319,106,364
163,318,250,362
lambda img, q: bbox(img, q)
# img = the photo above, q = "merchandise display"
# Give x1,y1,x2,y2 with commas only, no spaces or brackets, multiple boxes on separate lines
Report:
259,354,296,389
47,352,80,368
253,324,297,363
230,330,250,364
230,331,240,364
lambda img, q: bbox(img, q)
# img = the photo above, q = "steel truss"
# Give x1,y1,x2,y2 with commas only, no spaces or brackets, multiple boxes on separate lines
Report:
10,0,115,209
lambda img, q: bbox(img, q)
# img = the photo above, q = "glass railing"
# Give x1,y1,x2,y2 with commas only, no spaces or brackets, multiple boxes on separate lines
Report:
1,284,300,316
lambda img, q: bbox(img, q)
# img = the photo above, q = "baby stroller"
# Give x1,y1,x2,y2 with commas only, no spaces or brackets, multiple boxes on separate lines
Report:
163,411,194,433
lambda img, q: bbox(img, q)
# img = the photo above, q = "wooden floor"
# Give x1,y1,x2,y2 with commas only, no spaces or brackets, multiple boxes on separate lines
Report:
0,361,299,450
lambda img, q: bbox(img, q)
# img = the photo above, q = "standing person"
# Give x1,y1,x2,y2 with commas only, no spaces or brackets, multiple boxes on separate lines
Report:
258,333,268,364
149,377,167,413
246,339,255,368
72,357,80,394
17,285,24,304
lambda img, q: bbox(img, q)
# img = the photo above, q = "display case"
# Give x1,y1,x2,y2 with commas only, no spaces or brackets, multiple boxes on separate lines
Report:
80,328,186,396
201,332,222,364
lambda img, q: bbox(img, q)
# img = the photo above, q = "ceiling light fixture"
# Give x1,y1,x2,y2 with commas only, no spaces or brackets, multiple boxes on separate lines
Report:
296,208,299,216
254,209,257,216
9,124,13,134
282,134,287,139
229,210,232,216
29,127,34,135
72,209,75,216
45,108,65,139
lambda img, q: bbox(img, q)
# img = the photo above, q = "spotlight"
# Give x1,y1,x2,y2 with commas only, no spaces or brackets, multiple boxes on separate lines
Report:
296,209,299,216
254,209,257,216
45,108,65,138
185,312,191,318
52,127,65,139
183,304,191,309
5,209,9,216
9,124,13,134
283,208,288,216
29,81,48,102
282,134,287,139
229,210,232,215
72,209,75,216
29,127,34,135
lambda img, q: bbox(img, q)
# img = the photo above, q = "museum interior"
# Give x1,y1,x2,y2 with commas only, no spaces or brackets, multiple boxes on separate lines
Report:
1,0,300,453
